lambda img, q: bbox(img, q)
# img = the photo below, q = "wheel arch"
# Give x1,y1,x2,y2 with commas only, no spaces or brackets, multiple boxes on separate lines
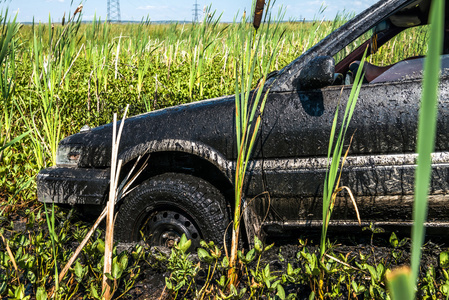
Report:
118,139,235,213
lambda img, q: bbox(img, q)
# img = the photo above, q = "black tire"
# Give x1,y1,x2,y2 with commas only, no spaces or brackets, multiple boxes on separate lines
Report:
115,173,229,249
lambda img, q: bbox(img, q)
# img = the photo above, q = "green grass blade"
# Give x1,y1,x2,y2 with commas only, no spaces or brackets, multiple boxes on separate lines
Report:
410,0,444,292
0,130,30,153
387,267,414,300
320,49,367,257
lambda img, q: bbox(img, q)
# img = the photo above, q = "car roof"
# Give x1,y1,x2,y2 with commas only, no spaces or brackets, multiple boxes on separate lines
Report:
270,0,431,92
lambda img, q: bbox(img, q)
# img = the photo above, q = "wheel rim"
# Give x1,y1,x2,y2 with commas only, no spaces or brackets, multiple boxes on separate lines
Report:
144,210,202,249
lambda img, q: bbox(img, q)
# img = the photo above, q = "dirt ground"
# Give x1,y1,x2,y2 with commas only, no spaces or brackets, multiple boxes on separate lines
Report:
5,212,448,299
123,230,448,299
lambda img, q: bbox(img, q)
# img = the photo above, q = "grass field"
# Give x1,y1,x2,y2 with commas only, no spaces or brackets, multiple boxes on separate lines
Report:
0,8,438,299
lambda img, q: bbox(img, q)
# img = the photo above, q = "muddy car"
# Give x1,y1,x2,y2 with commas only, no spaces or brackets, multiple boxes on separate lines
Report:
37,0,449,248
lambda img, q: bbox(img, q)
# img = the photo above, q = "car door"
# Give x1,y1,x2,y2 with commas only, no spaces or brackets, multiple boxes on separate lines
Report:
257,73,449,230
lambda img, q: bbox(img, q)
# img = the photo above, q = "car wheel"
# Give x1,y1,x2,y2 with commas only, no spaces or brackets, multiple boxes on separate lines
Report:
115,173,229,249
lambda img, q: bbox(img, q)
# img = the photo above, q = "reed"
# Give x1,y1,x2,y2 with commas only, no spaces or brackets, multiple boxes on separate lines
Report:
387,0,444,298
320,50,366,258
0,9,19,104
187,7,226,100
0,10,24,162
102,105,128,299
30,28,62,167
228,0,284,285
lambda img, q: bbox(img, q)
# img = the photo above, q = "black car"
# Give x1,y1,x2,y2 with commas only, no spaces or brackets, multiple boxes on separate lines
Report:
37,0,449,248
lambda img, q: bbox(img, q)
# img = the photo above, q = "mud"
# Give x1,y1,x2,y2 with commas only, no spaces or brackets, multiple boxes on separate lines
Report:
123,232,447,299
4,214,449,299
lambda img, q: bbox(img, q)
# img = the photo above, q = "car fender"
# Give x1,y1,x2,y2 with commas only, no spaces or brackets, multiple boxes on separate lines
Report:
119,138,234,180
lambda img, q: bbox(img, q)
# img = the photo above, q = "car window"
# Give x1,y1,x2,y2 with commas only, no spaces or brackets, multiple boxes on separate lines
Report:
332,24,430,86
333,30,372,65
370,25,429,66
334,25,429,66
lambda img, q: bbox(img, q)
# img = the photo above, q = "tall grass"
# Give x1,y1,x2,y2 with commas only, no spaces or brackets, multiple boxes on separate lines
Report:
320,50,366,258
410,0,443,287
387,0,444,298
0,11,34,212
0,10,27,159
187,6,227,100
3,10,425,136
0,10,19,104
228,0,284,285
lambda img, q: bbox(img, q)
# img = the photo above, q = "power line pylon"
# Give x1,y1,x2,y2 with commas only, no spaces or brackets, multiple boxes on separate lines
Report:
192,0,201,23
107,0,121,22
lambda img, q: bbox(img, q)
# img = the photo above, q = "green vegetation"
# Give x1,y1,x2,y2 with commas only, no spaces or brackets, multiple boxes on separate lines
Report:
387,0,445,299
320,49,366,259
0,3,443,299
229,0,284,285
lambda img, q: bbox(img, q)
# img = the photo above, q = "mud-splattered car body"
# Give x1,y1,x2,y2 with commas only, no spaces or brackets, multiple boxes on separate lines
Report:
37,0,449,246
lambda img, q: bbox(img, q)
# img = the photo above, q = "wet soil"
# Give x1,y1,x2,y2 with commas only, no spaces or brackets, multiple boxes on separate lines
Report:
123,231,449,299
5,211,449,299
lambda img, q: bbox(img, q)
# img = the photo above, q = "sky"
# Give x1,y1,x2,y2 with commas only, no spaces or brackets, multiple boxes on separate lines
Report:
1,0,372,23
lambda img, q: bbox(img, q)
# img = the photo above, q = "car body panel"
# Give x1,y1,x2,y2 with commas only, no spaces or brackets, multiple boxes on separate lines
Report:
37,167,109,205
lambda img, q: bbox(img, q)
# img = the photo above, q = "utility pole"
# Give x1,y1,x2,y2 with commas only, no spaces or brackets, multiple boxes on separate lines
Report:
192,0,201,23
107,0,121,22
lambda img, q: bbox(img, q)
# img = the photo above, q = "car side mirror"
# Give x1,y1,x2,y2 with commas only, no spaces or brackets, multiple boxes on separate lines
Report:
298,56,335,90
